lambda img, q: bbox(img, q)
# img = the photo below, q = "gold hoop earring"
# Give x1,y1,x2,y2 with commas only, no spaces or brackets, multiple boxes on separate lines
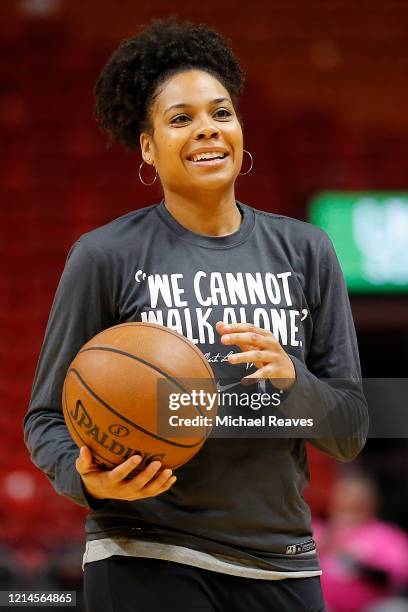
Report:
139,160,157,186
239,149,253,176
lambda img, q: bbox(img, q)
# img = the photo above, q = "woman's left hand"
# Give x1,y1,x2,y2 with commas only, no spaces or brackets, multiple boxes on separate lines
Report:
215,321,296,391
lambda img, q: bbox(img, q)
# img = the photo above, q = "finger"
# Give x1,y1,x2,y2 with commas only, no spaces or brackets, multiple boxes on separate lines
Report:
140,468,173,493
76,446,94,474
241,343,263,369
109,455,143,483
159,475,177,492
222,332,276,349
228,349,274,365
241,363,291,386
129,460,162,489
216,322,274,338
142,473,177,497
241,364,274,386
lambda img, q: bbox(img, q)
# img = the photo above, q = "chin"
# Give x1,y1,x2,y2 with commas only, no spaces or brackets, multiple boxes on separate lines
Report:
194,169,234,182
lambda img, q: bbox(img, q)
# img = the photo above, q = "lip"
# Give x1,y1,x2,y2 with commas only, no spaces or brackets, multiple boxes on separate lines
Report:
186,148,229,162
186,156,229,168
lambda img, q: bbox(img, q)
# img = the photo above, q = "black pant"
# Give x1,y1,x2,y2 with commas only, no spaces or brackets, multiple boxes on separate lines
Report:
84,555,326,612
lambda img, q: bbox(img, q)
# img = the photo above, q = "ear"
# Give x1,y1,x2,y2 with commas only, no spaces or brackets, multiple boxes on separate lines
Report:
140,132,155,165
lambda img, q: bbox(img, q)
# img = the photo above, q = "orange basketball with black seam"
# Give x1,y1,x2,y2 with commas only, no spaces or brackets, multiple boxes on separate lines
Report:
62,322,216,471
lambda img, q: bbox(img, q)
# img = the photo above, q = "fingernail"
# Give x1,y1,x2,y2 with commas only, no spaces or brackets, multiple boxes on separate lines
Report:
132,455,142,464
223,325,232,332
151,461,161,470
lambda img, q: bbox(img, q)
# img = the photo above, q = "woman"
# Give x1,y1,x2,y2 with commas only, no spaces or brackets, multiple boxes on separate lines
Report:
24,17,368,611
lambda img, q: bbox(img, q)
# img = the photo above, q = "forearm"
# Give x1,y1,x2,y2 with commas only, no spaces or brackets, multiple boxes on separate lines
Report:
23,409,101,509
275,355,369,462
23,238,117,510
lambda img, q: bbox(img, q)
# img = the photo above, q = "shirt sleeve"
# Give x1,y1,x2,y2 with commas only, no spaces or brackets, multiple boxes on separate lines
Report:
23,238,116,509
275,231,369,462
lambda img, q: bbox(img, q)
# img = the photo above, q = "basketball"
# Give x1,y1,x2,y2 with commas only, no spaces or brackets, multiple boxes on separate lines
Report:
62,322,217,471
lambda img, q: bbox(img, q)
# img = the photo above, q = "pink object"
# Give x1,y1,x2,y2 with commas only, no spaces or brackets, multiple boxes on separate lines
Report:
314,519,408,612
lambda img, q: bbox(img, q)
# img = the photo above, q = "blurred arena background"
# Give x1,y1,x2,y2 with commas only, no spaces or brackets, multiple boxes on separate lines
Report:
1,1,408,610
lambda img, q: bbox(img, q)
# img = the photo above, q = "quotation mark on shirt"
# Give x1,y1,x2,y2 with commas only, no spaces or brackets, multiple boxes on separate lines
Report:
135,270,147,282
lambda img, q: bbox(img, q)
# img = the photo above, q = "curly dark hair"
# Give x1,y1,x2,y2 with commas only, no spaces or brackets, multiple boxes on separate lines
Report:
94,16,246,151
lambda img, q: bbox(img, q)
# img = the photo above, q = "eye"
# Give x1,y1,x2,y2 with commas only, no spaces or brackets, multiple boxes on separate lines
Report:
171,114,190,124
215,108,232,118
170,108,233,125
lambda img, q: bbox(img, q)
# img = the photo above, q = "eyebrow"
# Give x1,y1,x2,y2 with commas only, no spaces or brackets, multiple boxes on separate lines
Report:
164,97,231,115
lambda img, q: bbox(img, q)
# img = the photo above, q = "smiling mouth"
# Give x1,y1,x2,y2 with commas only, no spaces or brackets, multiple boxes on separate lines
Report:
187,153,230,166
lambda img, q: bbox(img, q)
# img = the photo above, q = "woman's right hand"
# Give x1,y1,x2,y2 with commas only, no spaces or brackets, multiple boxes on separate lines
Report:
76,446,177,501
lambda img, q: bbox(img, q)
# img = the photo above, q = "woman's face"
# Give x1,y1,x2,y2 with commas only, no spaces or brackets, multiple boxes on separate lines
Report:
140,69,244,195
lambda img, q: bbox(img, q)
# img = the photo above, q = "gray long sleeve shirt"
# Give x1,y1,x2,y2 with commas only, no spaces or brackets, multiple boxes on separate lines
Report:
24,200,368,576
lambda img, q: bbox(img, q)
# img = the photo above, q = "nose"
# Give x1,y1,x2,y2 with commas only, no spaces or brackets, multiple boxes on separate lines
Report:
194,116,221,140
196,126,220,140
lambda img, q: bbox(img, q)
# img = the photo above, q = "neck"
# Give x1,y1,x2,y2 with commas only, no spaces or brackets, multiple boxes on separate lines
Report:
161,188,242,237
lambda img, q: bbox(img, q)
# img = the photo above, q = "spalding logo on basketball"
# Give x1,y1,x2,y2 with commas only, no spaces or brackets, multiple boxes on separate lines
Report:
62,322,217,471
108,424,130,438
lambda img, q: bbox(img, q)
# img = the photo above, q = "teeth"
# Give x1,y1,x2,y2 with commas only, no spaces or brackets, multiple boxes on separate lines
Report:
191,152,226,162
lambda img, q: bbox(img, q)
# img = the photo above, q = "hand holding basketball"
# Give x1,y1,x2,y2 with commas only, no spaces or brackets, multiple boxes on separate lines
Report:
76,446,177,502
63,322,216,472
